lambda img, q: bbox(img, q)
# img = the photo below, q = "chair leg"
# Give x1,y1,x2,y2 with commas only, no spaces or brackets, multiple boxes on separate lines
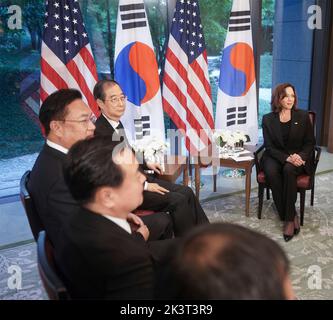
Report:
266,187,270,200
258,184,264,219
213,166,217,192
299,189,306,226
311,184,315,206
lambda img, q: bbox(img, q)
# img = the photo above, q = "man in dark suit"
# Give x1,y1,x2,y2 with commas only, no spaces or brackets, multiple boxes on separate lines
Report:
56,137,175,299
93,80,209,237
28,89,172,247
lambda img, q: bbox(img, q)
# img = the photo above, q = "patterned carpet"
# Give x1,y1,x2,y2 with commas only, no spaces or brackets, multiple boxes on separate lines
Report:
1,171,333,300
0,241,47,300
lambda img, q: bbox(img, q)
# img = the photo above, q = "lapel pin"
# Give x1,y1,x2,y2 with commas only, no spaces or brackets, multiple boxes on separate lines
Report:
294,122,298,124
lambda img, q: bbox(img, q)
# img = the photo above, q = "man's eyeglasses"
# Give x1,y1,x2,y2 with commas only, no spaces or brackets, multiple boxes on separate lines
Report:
104,95,127,105
61,114,96,125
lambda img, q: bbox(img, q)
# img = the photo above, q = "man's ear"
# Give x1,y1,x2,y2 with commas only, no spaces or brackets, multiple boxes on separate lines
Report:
49,120,63,138
98,186,116,209
96,99,105,111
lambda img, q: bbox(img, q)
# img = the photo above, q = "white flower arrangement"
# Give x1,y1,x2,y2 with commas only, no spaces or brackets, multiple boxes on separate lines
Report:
213,130,249,149
132,136,169,163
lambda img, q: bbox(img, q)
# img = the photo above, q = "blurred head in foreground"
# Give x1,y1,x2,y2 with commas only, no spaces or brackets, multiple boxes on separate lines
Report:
168,223,295,300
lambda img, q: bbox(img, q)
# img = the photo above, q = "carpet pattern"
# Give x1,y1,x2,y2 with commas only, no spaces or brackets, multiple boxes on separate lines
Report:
203,171,333,299
1,171,333,300
0,242,47,300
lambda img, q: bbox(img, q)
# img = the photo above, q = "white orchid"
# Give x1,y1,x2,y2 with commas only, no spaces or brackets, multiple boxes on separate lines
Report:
213,130,249,148
146,136,168,153
131,140,146,153
233,130,248,143
132,136,168,163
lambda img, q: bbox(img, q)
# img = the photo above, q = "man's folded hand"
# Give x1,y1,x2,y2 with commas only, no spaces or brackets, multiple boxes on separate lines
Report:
136,224,150,241
147,183,169,195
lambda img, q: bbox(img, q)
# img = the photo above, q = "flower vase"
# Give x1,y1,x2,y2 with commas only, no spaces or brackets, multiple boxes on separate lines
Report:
234,140,244,152
217,141,229,159
218,145,228,159
227,144,235,157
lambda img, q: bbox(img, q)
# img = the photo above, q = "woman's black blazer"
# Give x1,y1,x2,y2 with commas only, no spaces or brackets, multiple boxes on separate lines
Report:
262,109,316,174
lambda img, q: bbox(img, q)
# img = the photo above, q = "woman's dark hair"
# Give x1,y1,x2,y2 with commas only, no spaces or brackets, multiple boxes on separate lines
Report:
64,136,127,205
271,83,298,113
39,89,82,136
167,223,290,300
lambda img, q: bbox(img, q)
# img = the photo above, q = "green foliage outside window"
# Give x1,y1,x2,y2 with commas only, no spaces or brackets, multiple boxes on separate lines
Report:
0,0,275,158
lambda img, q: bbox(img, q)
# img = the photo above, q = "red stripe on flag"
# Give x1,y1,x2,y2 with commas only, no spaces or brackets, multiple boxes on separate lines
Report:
163,73,187,111
186,137,200,156
165,49,188,84
164,73,211,146
66,60,99,116
186,78,214,129
162,97,186,132
40,87,48,102
202,50,208,62
163,97,200,155
163,72,210,144
190,56,212,99
186,111,211,144
79,47,98,82
40,58,69,90
166,49,214,130
165,53,212,126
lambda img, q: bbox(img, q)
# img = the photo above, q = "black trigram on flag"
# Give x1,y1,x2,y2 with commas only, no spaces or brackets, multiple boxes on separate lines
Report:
120,3,147,30
229,10,251,32
134,116,150,139
226,106,247,127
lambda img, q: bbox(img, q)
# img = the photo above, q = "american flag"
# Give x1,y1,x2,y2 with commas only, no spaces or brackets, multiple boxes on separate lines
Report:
40,0,99,115
162,0,214,154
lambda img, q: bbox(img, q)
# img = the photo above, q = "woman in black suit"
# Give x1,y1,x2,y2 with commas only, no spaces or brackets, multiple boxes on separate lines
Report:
262,83,315,242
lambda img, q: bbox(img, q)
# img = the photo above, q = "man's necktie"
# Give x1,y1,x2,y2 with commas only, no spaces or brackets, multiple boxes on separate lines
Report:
115,123,125,143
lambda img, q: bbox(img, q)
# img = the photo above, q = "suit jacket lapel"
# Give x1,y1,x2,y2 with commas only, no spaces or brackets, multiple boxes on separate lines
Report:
96,115,131,147
96,115,124,142
271,112,285,148
100,115,116,135
117,121,130,146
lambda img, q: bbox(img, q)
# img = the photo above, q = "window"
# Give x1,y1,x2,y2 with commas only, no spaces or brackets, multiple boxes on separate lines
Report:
0,1,44,197
2,0,298,197
258,0,275,138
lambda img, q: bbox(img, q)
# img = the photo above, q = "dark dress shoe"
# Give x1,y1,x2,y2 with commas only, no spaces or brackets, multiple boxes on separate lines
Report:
283,233,294,242
294,227,300,235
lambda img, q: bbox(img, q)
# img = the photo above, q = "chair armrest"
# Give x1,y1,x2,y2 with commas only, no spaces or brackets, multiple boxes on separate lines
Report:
253,144,265,174
314,145,322,170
